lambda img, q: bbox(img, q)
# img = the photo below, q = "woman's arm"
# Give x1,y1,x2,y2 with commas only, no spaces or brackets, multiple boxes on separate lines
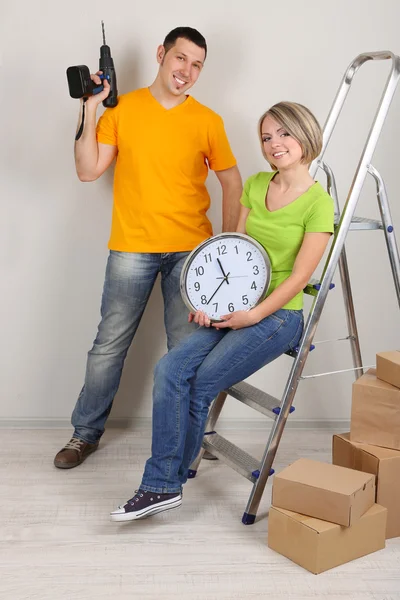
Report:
236,206,251,234
214,231,332,329
252,231,331,320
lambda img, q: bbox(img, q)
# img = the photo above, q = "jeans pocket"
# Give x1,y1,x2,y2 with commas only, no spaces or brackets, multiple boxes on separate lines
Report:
269,309,287,325
269,314,284,326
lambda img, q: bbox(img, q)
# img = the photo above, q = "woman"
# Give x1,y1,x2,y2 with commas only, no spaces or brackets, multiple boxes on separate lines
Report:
111,101,334,521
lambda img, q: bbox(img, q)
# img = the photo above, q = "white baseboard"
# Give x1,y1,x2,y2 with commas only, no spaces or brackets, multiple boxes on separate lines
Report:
0,417,350,430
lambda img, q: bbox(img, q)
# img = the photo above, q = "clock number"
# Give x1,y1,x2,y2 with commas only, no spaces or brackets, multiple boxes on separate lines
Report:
228,303,235,312
246,251,253,261
217,245,227,256
251,281,257,290
194,282,200,291
195,266,204,276
242,295,249,305
201,295,207,305
205,253,212,263
253,265,259,275
213,303,218,312
234,245,239,254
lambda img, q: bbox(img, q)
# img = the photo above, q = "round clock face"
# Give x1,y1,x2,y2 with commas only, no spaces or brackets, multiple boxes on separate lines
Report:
180,233,272,321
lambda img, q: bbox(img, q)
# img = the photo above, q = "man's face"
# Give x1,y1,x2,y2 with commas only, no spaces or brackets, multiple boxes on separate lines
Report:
157,37,205,96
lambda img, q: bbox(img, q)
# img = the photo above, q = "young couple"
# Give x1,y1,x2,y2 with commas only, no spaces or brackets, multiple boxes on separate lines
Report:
55,26,334,523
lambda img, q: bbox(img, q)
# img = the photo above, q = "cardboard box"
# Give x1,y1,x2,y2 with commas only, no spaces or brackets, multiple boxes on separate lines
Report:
333,432,400,539
268,504,387,574
377,351,400,389
351,369,400,450
272,458,375,526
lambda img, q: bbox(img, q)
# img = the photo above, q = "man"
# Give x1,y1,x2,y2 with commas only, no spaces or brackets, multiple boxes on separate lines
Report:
54,27,242,468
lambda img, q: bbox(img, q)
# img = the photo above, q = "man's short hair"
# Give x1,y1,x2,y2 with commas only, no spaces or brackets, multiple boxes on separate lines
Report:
163,27,207,59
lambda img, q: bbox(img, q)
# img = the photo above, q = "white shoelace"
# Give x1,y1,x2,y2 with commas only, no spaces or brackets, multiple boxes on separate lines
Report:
64,438,85,451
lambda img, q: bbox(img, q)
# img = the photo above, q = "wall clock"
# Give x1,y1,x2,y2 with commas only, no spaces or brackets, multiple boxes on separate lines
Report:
180,233,272,321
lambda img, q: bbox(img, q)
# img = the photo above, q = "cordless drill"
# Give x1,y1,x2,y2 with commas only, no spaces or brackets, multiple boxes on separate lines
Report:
99,21,118,108
66,21,118,108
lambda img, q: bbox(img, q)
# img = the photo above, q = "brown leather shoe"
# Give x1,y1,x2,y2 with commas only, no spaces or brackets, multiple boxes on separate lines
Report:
54,437,99,469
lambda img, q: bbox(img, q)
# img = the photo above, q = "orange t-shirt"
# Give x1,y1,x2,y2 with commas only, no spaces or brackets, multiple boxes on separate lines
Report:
96,88,237,252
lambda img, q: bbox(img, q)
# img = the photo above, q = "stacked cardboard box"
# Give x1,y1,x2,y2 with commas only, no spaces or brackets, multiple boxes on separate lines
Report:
333,350,400,539
268,458,387,574
268,351,400,572
333,433,400,538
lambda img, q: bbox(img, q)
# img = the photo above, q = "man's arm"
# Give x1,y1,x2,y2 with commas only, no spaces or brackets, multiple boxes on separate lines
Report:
74,74,117,182
214,165,243,232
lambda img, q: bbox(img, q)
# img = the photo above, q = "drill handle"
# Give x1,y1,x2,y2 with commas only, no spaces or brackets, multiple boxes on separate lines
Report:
101,67,118,108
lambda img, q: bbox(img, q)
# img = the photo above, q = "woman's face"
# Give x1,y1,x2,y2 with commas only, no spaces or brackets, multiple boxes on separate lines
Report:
261,115,303,169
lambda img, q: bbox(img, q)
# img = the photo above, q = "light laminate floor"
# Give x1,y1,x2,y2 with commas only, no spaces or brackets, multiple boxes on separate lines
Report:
1,427,399,600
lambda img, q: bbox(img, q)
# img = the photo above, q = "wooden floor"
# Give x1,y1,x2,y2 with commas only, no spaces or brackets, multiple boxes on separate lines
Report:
1,427,400,600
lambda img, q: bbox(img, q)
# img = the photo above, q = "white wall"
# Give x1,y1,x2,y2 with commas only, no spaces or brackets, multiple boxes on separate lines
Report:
2,0,400,426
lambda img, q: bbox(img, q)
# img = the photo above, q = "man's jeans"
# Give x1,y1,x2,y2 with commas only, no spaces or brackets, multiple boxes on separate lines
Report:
140,308,303,494
71,251,196,444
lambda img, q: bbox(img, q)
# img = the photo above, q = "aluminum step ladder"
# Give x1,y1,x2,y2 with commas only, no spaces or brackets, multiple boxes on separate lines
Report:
189,51,400,524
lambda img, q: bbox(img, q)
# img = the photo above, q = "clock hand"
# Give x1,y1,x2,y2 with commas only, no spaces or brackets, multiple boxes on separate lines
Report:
216,275,249,279
207,273,230,305
217,258,229,284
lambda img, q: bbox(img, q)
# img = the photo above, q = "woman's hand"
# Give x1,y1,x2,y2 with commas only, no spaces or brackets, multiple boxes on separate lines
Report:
188,311,211,327
212,310,259,330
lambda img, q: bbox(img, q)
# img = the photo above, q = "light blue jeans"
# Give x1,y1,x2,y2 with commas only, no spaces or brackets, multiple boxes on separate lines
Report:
140,308,304,493
71,251,196,444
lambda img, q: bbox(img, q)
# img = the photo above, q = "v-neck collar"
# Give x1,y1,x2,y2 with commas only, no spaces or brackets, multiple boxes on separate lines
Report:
264,172,319,214
146,87,193,113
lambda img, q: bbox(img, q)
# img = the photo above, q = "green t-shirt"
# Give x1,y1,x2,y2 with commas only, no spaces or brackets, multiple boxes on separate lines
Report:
240,171,334,310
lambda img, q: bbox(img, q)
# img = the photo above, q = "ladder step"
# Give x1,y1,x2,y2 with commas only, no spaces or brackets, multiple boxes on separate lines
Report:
203,432,260,482
226,380,279,418
304,278,335,296
286,344,315,358
334,214,383,231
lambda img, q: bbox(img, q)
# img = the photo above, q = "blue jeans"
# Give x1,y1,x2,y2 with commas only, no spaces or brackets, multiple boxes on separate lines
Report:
140,308,304,493
71,251,196,444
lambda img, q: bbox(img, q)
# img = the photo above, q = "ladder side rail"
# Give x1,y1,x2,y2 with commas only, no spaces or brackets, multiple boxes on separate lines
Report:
243,246,339,518
311,52,399,179
337,253,364,377
307,53,400,318
321,161,363,377
243,236,347,518
321,160,341,214
368,165,400,307
243,287,328,517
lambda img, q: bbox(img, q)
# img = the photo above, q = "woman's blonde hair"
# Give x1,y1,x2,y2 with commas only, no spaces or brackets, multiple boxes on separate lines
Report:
258,101,322,170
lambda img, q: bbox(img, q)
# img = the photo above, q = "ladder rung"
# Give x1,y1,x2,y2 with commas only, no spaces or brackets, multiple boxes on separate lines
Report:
226,380,279,418
304,278,335,296
203,432,260,482
286,344,315,358
334,214,383,230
